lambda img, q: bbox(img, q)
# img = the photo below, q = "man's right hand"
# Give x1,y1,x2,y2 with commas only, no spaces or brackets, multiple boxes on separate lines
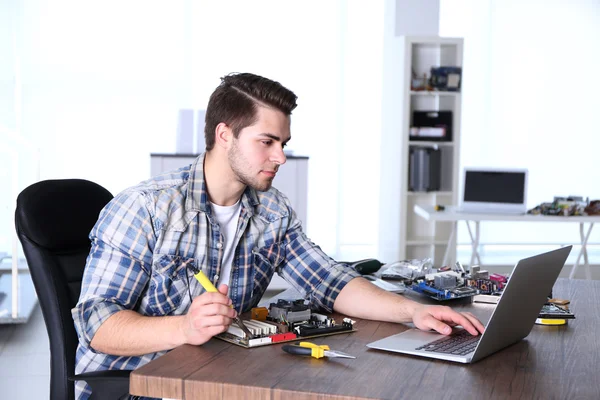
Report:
179,284,237,346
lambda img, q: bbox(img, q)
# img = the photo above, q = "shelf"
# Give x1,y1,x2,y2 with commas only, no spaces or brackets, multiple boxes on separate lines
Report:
410,90,460,97
408,141,455,147
407,191,453,196
378,36,463,264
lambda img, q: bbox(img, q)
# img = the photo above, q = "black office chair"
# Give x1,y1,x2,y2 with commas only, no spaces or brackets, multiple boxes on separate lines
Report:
15,179,131,400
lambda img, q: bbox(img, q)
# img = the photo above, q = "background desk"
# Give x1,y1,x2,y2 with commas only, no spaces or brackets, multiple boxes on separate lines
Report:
414,205,600,279
130,279,599,400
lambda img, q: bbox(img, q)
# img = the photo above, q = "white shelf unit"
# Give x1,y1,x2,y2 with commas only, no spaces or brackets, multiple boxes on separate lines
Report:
378,36,463,265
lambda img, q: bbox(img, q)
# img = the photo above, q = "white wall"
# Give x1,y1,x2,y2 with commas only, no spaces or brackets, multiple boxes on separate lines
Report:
441,0,600,249
395,0,440,36
0,0,376,261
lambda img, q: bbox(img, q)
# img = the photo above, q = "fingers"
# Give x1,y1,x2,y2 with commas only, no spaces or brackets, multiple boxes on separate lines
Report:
194,291,232,307
438,309,480,335
191,301,236,319
461,311,485,334
218,283,229,295
182,285,236,346
423,314,453,335
415,306,485,335
190,313,234,331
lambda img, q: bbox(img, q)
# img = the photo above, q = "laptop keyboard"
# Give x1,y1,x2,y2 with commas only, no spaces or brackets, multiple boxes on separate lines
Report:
415,330,481,356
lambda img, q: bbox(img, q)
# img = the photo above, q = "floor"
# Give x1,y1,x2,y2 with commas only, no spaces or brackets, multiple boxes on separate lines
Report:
0,304,50,399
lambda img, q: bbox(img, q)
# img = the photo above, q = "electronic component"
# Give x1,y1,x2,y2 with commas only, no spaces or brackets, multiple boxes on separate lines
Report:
429,66,462,92
215,298,356,348
539,303,575,319
251,306,269,321
433,274,457,289
473,294,501,304
408,280,476,301
404,263,509,301
269,299,311,323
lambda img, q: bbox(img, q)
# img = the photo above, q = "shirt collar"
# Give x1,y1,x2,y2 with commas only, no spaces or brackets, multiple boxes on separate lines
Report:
186,153,260,214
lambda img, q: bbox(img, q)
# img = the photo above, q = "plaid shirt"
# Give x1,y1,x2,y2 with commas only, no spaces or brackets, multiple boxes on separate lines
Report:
71,154,359,400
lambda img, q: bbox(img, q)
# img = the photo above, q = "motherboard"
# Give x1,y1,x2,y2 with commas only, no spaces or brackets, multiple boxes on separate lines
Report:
383,259,507,301
216,299,356,348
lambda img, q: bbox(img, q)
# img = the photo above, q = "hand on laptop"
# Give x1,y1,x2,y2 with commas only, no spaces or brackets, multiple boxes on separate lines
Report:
412,305,485,336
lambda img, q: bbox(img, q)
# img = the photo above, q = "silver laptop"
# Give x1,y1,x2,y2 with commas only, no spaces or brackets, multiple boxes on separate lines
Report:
458,167,528,214
367,246,572,363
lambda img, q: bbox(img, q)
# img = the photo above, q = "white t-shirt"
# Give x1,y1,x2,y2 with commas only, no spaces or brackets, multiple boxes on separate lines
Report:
210,199,242,289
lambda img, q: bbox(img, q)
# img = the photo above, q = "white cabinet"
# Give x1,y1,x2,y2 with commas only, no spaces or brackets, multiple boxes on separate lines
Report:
150,154,309,229
379,36,463,265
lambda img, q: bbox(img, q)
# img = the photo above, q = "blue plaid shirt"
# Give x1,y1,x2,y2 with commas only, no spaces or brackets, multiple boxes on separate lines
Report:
71,154,359,400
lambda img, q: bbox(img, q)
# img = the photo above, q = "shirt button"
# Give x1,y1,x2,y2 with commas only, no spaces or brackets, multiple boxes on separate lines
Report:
214,274,219,283
216,242,223,249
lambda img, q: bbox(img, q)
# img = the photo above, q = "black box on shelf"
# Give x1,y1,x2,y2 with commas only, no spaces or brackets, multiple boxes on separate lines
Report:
409,147,441,192
410,111,453,142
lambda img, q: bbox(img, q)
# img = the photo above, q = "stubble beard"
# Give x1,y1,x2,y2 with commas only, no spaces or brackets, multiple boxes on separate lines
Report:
228,140,273,192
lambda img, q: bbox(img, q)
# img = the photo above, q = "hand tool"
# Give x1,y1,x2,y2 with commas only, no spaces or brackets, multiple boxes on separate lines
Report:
282,341,355,359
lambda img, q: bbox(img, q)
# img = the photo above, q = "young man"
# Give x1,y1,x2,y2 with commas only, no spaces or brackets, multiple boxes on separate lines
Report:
72,73,484,399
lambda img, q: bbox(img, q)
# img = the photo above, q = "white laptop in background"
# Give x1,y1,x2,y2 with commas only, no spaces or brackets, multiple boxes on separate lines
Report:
366,246,572,364
458,167,528,214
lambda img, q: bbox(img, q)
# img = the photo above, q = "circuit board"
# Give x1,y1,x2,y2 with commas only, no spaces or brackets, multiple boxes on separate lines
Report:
215,299,357,348
539,303,575,319
216,327,357,348
407,280,478,301
402,265,507,301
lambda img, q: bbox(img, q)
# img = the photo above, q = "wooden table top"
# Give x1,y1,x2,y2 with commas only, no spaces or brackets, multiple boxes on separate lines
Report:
130,278,600,399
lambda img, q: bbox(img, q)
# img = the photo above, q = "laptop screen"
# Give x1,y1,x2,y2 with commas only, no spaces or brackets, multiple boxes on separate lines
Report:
464,170,526,204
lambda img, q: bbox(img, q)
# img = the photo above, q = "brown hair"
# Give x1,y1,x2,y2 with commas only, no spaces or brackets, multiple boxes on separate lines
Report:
204,73,298,151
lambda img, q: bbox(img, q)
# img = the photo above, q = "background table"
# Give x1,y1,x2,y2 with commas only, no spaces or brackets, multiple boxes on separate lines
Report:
130,279,599,400
414,204,600,279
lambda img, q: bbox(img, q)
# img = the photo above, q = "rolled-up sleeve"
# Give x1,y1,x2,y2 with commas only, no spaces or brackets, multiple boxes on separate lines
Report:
71,190,156,351
280,208,360,312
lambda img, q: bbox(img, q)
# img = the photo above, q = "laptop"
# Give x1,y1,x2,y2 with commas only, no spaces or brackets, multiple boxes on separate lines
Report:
458,167,528,214
366,246,572,363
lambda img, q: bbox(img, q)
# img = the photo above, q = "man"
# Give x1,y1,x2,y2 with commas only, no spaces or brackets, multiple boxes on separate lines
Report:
72,72,484,400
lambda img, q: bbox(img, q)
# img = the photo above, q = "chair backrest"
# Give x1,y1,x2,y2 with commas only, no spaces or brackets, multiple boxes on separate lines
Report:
15,179,113,400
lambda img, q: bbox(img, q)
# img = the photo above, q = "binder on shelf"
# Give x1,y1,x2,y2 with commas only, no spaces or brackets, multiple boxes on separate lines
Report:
409,146,441,192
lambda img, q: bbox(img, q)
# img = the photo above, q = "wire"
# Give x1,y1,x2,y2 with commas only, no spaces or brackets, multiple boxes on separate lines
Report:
185,263,194,304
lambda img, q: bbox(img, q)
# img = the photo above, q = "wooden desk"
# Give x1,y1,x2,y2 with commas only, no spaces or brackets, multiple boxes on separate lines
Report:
130,279,600,399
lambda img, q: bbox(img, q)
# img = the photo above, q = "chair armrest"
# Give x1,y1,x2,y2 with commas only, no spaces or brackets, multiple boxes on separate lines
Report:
69,370,131,400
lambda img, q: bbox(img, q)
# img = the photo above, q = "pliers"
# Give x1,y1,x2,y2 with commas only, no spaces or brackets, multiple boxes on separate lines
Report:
282,342,355,359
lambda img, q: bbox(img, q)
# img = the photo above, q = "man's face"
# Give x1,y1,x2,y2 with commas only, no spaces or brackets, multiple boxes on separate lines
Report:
228,106,291,192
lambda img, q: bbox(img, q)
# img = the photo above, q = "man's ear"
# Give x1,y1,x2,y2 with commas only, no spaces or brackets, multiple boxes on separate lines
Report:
215,122,232,149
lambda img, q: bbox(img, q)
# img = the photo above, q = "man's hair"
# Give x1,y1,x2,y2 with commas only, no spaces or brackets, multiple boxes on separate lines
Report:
204,72,298,151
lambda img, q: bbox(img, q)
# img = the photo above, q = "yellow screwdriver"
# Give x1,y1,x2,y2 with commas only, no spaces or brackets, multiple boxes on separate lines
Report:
193,269,254,339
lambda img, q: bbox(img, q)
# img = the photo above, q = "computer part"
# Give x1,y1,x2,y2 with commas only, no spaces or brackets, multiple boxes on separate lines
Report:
216,299,356,348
